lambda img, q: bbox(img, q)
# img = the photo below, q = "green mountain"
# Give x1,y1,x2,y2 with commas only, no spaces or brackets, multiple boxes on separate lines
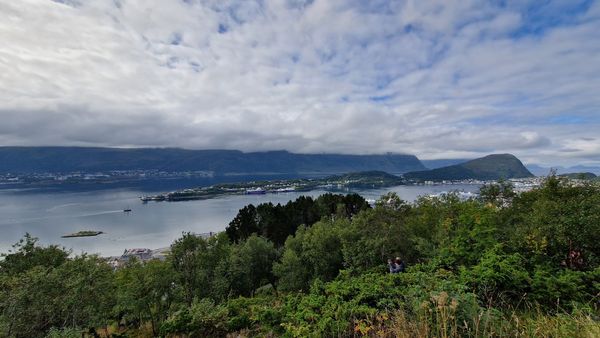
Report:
0,147,425,175
404,154,534,181
558,172,597,180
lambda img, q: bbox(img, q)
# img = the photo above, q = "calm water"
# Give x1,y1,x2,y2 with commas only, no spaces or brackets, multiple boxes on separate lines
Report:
0,184,480,256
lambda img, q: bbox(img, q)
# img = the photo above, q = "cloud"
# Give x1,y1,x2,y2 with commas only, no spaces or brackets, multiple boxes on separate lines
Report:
0,0,599,166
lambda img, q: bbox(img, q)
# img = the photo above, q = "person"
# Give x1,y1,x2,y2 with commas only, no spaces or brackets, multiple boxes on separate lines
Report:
395,257,405,273
387,258,397,273
388,257,406,273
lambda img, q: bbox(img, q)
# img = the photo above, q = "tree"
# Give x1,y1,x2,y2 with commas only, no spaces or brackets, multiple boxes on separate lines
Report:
169,232,231,304
0,253,115,338
0,233,69,275
226,204,259,243
115,259,177,336
274,220,344,292
214,235,278,297
504,176,600,268
57,255,116,334
479,179,515,207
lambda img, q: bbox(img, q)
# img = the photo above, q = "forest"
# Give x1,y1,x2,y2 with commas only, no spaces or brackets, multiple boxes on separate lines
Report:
0,176,599,337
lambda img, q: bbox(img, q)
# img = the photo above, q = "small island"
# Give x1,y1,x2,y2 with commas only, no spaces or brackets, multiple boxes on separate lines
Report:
61,230,104,238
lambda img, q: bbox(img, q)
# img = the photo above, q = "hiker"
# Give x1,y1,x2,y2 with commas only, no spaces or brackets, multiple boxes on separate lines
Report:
388,257,406,273
395,257,406,273
387,258,397,273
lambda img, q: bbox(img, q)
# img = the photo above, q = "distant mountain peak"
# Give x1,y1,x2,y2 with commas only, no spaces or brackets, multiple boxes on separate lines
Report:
404,153,533,181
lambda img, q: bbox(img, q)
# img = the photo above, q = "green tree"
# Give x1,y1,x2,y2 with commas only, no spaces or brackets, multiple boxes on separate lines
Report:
169,232,231,304
479,179,516,207
0,251,115,337
504,176,600,268
115,259,177,336
214,235,278,298
0,233,69,275
226,204,259,243
58,255,116,333
274,220,344,291
340,199,412,271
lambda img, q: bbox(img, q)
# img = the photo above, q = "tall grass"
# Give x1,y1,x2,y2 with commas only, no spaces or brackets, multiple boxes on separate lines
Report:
353,292,599,338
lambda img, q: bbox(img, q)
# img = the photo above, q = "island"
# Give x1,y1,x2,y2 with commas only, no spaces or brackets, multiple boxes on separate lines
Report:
61,230,104,238
141,171,406,202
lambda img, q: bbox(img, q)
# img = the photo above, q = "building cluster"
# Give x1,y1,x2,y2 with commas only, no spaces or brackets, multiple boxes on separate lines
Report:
105,232,217,269
106,247,169,269
0,170,214,186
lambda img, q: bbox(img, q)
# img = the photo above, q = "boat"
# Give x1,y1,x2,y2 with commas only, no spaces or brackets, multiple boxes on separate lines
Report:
123,208,132,212
246,187,266,195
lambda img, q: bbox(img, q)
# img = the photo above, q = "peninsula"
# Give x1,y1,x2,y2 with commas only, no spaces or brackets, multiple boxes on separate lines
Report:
61,230,104,238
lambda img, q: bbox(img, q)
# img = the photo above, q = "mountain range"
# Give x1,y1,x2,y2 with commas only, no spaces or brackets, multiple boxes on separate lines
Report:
0,147,425,175
525,164,600,176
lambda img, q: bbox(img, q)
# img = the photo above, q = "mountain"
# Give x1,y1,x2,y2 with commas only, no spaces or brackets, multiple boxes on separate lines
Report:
558,172,597,180
404,154,534,181
0,147,425,175
525,164,558,176
526,164,600,176
421,159,470,169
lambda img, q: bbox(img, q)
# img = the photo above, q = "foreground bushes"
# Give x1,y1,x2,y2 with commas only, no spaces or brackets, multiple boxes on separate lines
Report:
159,269,599,337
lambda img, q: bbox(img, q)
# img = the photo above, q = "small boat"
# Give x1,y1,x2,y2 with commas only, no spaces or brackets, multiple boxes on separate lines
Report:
123,208,132,212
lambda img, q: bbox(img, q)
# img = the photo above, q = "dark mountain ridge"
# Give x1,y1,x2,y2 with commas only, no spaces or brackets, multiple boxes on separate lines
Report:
0,147,425,175
421,158,471,169
404,154,533,181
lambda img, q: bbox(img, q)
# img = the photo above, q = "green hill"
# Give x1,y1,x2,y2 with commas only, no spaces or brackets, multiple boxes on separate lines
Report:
559,172,597,180
404,154,533,181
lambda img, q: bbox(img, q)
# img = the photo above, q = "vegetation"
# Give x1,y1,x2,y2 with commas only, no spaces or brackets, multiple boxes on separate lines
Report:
405,154,534,181
1,177,599,337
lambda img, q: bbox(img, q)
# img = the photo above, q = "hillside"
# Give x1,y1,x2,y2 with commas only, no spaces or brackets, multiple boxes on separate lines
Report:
404,154,533,181
527,164,600,176
559,172,597,180
421,158,470,169
0,147,425,174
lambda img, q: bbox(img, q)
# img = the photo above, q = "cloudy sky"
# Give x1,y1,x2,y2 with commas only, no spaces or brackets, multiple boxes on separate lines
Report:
1,0,599,166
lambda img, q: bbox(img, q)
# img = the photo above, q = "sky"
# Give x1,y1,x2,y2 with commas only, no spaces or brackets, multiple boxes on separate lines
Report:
1,0,599,166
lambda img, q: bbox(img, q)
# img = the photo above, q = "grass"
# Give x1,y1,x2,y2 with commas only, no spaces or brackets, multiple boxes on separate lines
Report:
349,292,599,338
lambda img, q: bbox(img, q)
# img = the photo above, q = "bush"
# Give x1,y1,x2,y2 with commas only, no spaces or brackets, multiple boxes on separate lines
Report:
45,327,82,338
160,298,228,337
459,247,530,306
225,295,283,335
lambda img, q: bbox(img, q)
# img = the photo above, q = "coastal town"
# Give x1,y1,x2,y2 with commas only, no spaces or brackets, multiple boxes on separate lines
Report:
0,169,214,187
